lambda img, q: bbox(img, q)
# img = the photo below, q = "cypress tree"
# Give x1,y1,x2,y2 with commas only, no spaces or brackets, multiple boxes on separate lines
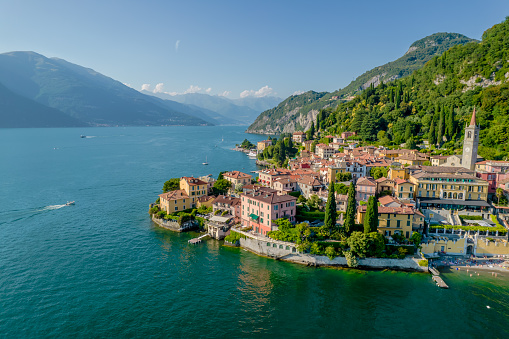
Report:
310,121,315,137
324,181,337,232
446,107,455,139
363,196,378,234
344,182,356,235
316,115,321,132
437,109,444,145
371,196,378,233
429,120,436,145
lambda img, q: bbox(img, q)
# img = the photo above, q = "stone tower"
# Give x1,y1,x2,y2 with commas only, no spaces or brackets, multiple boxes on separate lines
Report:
462,108,479,170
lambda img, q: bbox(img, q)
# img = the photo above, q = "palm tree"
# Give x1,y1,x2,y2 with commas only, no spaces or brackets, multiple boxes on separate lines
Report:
496,188,503,205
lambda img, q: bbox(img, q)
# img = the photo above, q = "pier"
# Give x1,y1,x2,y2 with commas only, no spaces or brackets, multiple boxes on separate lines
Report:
429,266,449,289
188,234,209,245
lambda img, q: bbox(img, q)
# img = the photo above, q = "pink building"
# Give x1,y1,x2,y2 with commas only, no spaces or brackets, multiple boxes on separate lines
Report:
241,188,297,236
356,176,377,201
341,131,356,139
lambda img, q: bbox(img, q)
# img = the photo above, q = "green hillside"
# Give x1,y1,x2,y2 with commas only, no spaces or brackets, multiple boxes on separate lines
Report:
315,18,509,160
247,32,476,134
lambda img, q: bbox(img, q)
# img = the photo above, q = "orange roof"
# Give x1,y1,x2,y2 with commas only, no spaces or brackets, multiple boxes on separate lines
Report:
181,177,207,186
223,170,251,179
359,205,415,215
159,189,189,201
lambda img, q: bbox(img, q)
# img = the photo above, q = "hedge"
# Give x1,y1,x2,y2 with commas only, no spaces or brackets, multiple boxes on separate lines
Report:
458,215,483,220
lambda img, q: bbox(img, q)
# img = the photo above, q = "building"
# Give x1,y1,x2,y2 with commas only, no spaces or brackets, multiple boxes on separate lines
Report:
241,188,297,236
302,140,313,151
292,131,306,143
341,131,356,139
159,189,190,214
396,153,429,166
198,174,216,191
197,195,215,209
223,171,252,189
376,177,395,195
212,195,241,220
271,177,297,194
296,175,322,198
394,179,414,200
207,215,232,240
180,177,208,208
257,140,272,151
356,177,377,201
315,143,336,159
388,166,410,180
462,108,480,171
409,166,490,211
357,205,424,238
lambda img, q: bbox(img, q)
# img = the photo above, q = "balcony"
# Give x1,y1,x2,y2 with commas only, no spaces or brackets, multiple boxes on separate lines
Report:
439,189,466,201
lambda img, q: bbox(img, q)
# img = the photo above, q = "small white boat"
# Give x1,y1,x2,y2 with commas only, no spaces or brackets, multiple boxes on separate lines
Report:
80,135,86,138
202,156,208,165
248,149,257,158
66,201,75,206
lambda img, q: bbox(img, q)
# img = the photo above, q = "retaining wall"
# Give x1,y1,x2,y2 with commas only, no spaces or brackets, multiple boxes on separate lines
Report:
238,231,427,272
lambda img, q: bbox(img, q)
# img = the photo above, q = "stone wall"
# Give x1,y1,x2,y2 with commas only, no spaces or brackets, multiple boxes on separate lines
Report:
237,230,427,272
151,215,197,232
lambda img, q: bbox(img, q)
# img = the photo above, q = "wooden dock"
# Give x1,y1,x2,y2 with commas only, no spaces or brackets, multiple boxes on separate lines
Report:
432,275,449,289
188,234,209,245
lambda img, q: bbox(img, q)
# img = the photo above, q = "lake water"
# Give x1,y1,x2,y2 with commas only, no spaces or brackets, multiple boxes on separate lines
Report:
0,126,508,338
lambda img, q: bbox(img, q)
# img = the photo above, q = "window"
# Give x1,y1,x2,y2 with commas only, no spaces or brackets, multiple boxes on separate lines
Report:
267,242,271,247
387,220,391,227
175,207,178,211
397,220,401,228
274,205,278,210
407,220,410,226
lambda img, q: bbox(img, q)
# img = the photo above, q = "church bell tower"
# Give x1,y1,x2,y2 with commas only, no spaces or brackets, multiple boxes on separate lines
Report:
462,108,479,170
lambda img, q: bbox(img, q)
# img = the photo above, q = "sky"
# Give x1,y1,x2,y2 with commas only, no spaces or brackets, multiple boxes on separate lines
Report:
1,0,509,99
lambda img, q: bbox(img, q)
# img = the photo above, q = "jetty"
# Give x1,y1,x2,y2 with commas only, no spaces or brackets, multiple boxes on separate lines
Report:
188,234,209,245
429,266,449,289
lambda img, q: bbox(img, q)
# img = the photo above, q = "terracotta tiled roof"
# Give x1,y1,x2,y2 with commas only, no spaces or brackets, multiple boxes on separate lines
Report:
242,188,297,204
356,177,376,186
181,177,208,186
159,189,189,201
223,170,251,179
378,195,401,206
293,131,305,135
358,205,416,215
213,195,241,206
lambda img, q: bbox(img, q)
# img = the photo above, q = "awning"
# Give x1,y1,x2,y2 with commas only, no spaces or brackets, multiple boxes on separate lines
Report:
249,213,259,220
418,198,491,207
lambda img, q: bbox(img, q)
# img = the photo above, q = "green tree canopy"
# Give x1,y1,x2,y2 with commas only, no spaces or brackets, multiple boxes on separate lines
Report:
344,182,357,234
162,178,180,192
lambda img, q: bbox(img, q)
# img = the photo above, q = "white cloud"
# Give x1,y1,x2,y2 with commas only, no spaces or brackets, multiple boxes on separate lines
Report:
154,83,165,93
140,83,211,96
239,85,274,98
175,40,180,51
123,83,132,88
218,90,231,97
292,90,304,96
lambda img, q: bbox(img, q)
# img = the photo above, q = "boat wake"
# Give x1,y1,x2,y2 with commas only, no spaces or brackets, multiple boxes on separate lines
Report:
0,204,70,226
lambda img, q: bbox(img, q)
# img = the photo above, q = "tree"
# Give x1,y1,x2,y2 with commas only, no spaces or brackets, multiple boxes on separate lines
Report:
324,181,337,234
363,196,378,234
437,109,444,144
367,232,385,257
345,251,359,267
213,179,232,195
336,172,352,182
410,232,422,246
325,246,337,260
344,183,356,234
347,231,368,257
217,171,227,180
428,119,436,145
335,183,349,195
307,194,321,210
406,136,417,150
162,178,180,192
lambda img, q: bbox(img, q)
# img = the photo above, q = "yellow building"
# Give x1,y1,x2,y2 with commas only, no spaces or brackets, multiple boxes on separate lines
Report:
180,177,208,208
257,140,272,151
395,179,415,200
421,236,509,257
396,153,428,166
388,167,409,180
409,166,489,211
159,190,191,214
357,205,424,239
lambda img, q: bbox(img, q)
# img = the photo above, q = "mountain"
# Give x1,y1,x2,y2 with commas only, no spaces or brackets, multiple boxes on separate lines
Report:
0,52,210,127
149,92,282,125
0,81,85,128
247,32,477,134
230,96,283,113
300,18,509,160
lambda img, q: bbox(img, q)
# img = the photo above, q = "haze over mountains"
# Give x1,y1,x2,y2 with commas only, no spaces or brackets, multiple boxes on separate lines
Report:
247,32,477,134
0,51,281,128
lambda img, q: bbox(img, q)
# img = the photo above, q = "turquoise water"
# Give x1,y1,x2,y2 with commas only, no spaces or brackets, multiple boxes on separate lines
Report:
1,126,508,338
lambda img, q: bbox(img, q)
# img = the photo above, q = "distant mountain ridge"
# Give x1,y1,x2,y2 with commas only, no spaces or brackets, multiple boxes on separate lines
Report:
0,51,212,127
145,91,282,125
247,32,477,134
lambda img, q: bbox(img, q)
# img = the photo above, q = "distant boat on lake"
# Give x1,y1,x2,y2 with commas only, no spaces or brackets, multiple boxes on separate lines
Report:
80,135,86,138
202,156,209,165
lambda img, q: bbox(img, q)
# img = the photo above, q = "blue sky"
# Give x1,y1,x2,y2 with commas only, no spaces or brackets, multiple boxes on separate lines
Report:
1,0,508,99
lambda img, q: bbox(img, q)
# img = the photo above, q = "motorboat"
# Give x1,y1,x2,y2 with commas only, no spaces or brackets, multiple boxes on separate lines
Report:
66,201,75,206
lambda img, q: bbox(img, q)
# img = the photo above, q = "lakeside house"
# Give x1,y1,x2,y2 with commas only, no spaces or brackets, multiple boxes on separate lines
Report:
292,131,306,143
357,205,424,238
241,187,297,236
223,170,252,190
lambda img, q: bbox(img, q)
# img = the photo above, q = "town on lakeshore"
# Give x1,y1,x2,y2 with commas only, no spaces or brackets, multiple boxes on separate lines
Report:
149,109,509,278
